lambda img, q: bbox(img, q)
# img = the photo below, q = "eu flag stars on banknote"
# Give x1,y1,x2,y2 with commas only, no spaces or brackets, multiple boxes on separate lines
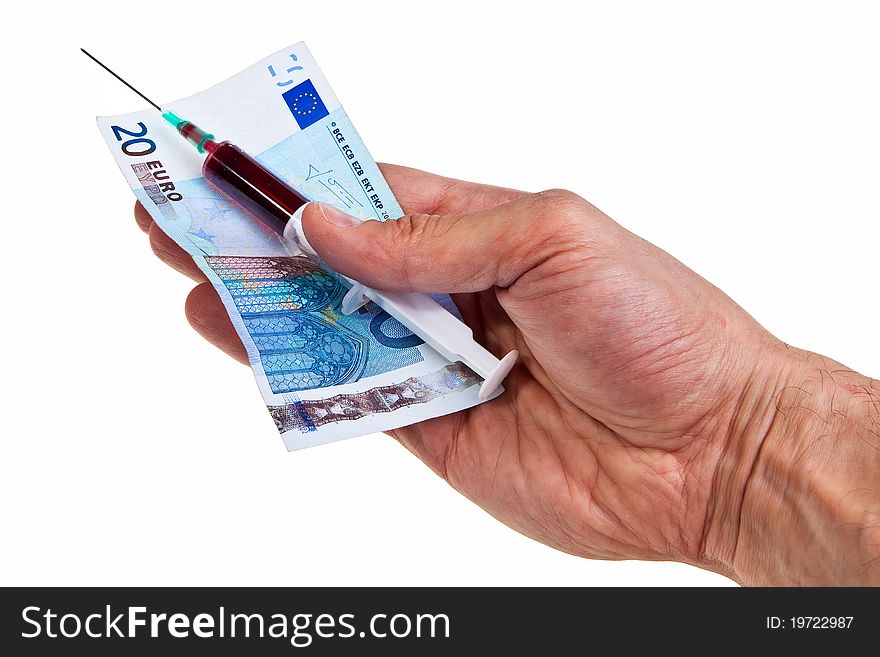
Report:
283,79,330,130
96,43,488,450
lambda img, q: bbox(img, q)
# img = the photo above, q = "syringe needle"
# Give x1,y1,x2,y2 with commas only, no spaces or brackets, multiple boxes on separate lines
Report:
80,48,163,112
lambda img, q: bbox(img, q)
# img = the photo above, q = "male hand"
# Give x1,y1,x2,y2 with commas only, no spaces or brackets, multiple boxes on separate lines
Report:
136,164,880,585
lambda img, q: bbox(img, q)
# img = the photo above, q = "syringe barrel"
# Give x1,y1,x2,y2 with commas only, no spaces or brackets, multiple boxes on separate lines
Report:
202,141,308,236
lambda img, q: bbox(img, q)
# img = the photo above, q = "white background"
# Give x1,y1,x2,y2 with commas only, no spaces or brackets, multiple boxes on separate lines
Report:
2,1,877,586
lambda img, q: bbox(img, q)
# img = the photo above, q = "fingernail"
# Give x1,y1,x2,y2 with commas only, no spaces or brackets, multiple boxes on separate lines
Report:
283,204,317,257
318,203,362,227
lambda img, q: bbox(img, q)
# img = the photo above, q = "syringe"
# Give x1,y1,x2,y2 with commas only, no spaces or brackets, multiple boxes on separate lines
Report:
84,50,518,401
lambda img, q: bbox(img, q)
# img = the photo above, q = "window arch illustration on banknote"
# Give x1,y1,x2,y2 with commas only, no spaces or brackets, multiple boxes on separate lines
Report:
205,254,434,394
206,255,371,392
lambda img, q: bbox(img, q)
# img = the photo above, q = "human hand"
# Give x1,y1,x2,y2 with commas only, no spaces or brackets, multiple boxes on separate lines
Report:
136,164,880,585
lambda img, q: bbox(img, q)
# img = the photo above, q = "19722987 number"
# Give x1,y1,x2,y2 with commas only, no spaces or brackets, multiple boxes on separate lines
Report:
767,616,854,629
791,617,853,629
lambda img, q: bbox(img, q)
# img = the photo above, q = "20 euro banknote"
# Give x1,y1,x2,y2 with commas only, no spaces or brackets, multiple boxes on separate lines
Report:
96,42,486,450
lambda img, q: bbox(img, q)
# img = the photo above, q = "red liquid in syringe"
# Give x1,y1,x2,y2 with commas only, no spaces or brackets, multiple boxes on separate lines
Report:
177,120,308,235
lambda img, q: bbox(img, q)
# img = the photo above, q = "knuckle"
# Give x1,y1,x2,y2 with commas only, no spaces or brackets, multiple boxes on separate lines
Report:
510,190,610,273
529,188,591,235
380,213,443,263
184,283,213,328
359,214,435,282
386,213,440,249
148,225,173,260
367,213,455,288
134,201,153,232
533,188,585,215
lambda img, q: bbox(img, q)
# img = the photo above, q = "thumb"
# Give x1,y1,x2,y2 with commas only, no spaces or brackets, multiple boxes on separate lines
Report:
300,190,588,294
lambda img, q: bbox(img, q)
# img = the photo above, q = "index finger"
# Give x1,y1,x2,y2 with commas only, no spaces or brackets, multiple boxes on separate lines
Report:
134,201,153,233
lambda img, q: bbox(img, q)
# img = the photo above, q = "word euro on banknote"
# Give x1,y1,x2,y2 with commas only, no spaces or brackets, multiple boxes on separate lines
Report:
96,43,487,450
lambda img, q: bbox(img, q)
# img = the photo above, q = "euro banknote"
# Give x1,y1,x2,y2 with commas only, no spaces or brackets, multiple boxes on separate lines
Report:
96,42,487,450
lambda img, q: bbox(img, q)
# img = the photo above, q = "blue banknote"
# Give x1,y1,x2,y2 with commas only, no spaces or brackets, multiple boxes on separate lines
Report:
98,43,486,450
